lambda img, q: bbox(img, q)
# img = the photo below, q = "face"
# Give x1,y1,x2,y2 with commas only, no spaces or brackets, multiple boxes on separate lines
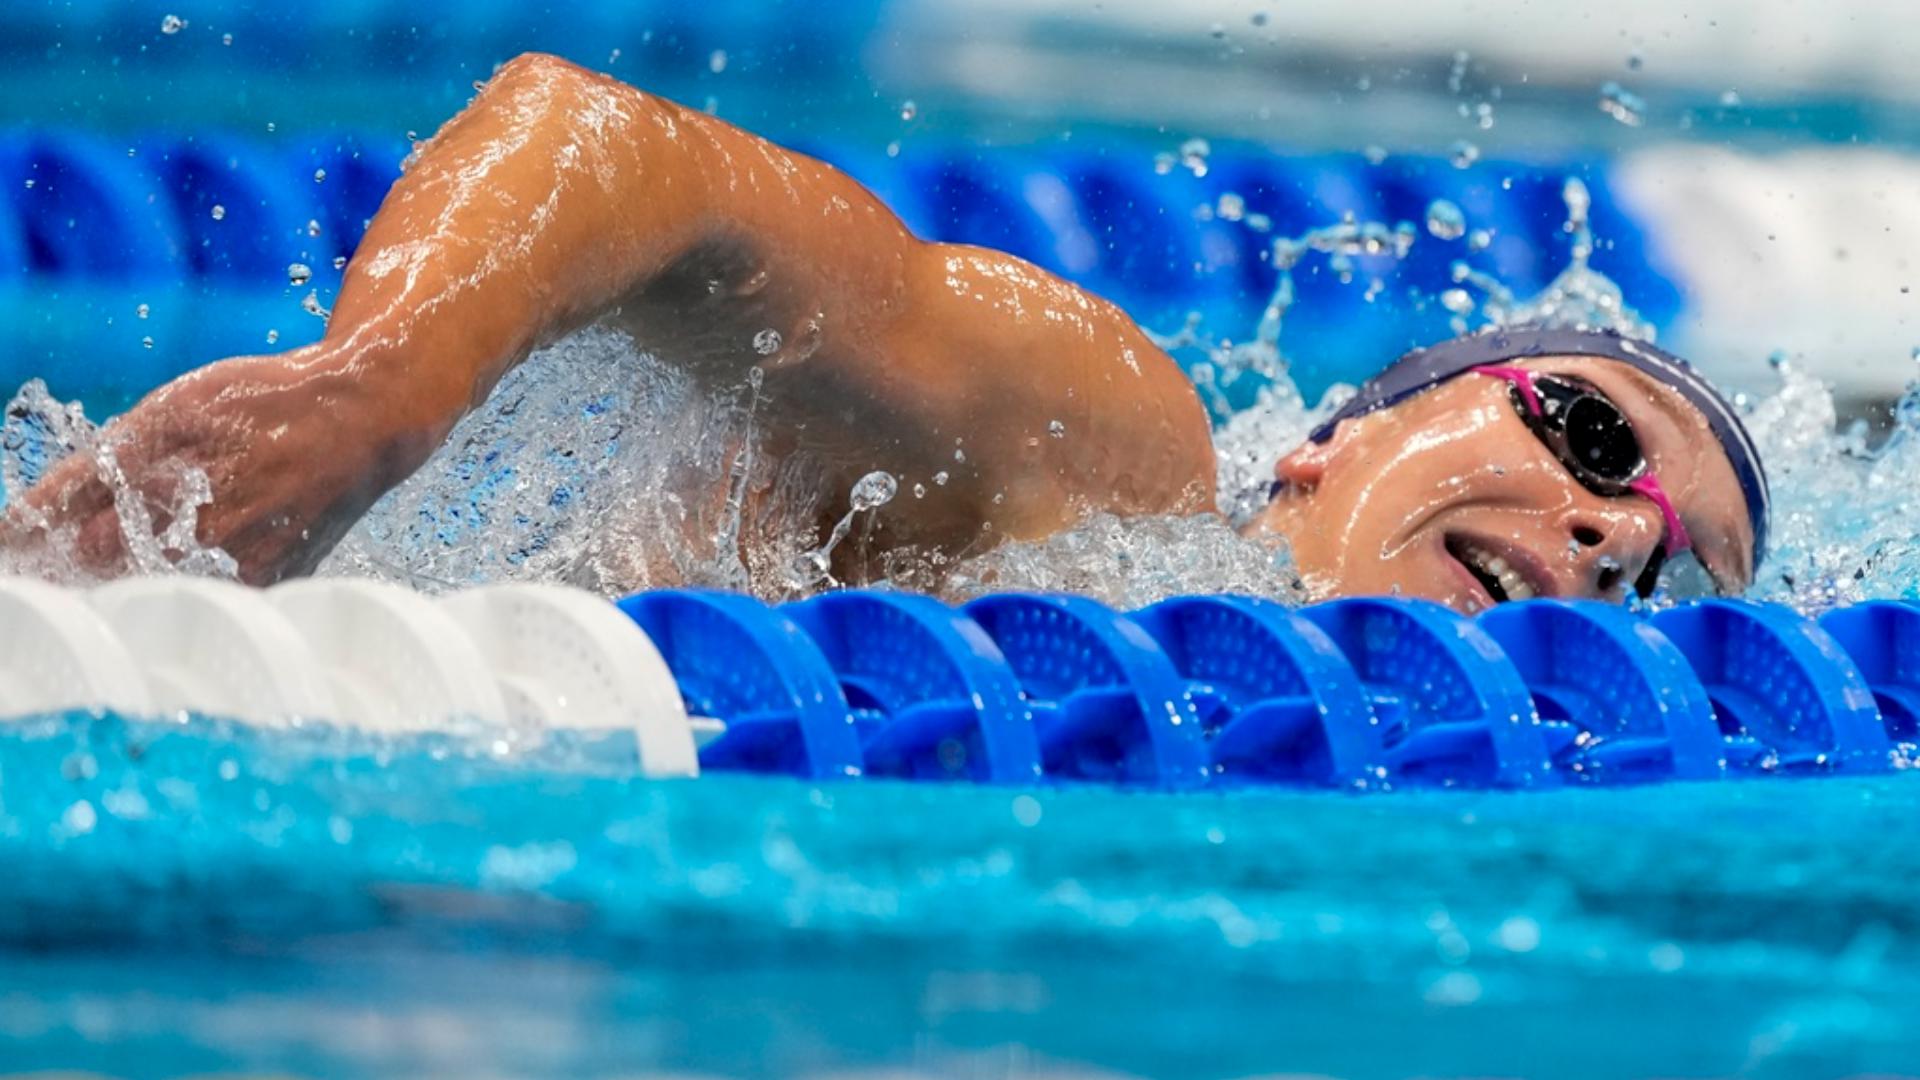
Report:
1247,355,1755,614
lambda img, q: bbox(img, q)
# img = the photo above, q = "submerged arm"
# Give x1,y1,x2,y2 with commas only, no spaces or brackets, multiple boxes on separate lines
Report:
12,52,1212,583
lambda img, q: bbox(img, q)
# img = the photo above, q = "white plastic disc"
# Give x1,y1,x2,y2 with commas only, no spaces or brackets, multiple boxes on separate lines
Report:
440,583,697,778
269,578,509,733
0,577,151,720
89,577,335,728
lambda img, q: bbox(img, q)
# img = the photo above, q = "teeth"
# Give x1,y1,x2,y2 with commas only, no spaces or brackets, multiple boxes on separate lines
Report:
1460,541,1537,601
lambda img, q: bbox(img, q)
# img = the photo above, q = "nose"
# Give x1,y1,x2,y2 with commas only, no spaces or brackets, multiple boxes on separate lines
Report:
1562,503,1666,597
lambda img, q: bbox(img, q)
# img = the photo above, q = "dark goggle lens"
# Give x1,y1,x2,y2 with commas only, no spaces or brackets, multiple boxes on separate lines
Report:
1561,394,1643,482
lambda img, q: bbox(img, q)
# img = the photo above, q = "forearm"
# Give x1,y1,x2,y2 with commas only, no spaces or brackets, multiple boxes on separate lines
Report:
324,52,722,440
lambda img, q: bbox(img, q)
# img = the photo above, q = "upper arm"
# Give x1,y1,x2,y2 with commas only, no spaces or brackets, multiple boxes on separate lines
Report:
868,243,1217,534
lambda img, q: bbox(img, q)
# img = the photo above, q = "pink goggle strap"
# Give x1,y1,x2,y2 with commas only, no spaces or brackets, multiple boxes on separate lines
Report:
1470,365,1693,556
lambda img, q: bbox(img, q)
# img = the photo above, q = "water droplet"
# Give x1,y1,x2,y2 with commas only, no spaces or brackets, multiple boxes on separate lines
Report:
849,470,897,512
1598,81,1646,127
305,219,322,237
708,49,728,74
1425,199,1466,241
1250,11,1269,26
160,14,186,34
209,204,225,221
1048,419,1066,439
312,168,327,183
266,329,279,344
140,335,154,349
135,303,149,319
287,263,312,286
1449,140,1480,169
1178,137,1211,178
899,99,917,121
63,800,98,835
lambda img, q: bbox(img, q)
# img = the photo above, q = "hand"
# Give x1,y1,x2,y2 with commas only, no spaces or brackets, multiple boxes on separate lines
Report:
4,347,413,584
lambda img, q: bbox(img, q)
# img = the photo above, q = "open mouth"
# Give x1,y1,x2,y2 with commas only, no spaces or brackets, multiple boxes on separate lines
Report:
1445,534,1542,604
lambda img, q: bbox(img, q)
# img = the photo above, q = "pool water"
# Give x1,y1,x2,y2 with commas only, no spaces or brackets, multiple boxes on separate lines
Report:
2,711,1918,1078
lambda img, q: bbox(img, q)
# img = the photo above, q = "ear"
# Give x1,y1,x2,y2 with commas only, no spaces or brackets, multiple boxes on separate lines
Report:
1274,427,1345,492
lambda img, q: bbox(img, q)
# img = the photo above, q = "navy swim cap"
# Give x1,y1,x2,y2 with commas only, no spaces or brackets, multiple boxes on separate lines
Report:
1308,326,1770,567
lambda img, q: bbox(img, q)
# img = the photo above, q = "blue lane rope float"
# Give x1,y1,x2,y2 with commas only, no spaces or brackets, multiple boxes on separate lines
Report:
782,591,1041,784
599,590,1918,789
961,593,1212,790
1818,600,1920,747
615,589,863,780
1478,600,1724,783
1650,600,1891,775
1296,597,1560,789
1128,594,1383,787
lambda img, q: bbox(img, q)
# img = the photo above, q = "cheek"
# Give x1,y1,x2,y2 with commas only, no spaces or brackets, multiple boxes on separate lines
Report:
1329,412,1531,541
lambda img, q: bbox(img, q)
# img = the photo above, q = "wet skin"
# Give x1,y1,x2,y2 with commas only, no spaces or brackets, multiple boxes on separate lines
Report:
5,53,1754,610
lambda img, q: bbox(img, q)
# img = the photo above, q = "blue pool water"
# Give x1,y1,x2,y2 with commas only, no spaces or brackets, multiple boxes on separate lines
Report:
14,3,1920,1077
2,712,1919,1078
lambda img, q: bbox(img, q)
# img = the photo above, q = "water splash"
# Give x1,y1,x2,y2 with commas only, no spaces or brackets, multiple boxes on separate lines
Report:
0,381,237,581
3,177,1919,615
319,328,828,598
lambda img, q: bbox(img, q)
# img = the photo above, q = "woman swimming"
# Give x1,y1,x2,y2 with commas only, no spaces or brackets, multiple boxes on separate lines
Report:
4,52,1766,612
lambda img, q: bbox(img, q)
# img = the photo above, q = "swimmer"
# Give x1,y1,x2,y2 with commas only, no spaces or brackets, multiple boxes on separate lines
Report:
5,53,1766,612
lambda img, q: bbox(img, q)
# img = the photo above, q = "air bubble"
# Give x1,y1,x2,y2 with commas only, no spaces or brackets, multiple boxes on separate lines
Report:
708,50,728,74
1178,137,1211,178
287,263,312,286
1719,89,1742,107
141,336,154,349
333,256,347,270
899,100,917,121
209,205,225,221
1598,81,1646,127
1449,140,1480,169
1425,199,1466,241
934,470,950,486
752,328,782,356
160,14,186,34
313,169,327,183
222,32,233,46
135,303,149,319
1048,419,1066,438
849,470,897,511
306,219,322,238
266,329,279,344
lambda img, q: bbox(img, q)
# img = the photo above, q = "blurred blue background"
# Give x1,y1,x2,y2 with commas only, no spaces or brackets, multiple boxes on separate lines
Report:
6,0,1917,413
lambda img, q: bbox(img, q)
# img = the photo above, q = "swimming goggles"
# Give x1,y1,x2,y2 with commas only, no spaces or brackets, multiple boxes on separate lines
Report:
1471,365,1693,595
